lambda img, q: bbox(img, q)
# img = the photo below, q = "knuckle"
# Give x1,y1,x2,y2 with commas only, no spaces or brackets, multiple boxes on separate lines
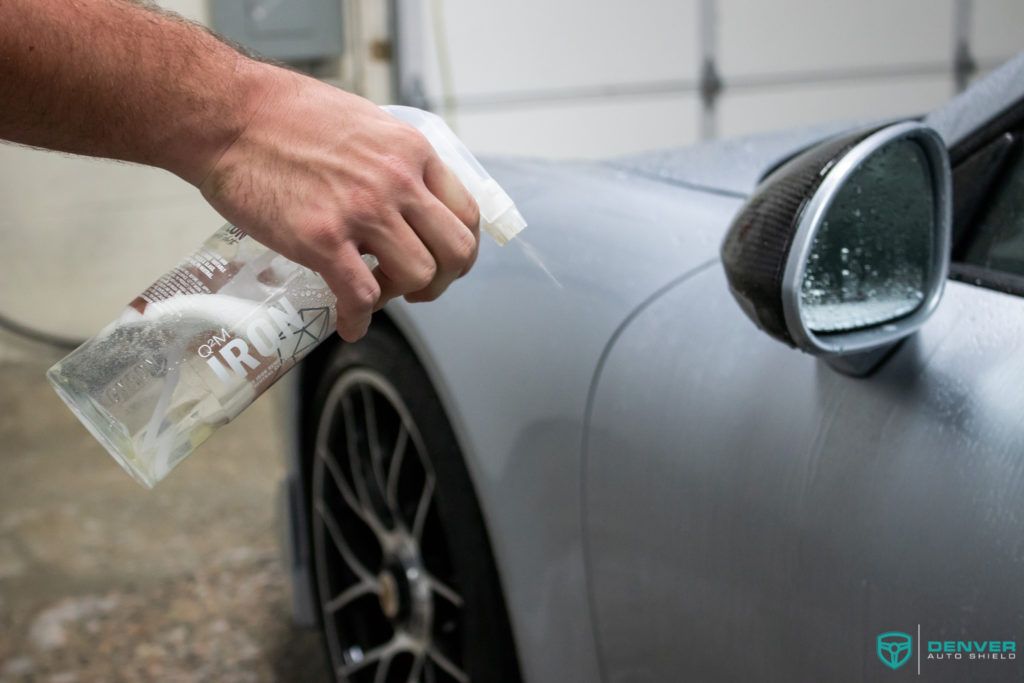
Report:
349,277,381,311
408,258,437,290
346,186,384,226
463,196,481,230
331,266,380,313
301,213,344,251
387,165,420,194
398,125,432,157
449,228,477,267
379,129,429,192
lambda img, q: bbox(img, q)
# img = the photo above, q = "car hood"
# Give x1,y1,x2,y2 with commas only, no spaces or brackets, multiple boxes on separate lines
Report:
608,120,863,197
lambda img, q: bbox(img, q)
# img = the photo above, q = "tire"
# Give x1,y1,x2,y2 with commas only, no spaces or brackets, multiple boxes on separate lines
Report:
306,321,522,683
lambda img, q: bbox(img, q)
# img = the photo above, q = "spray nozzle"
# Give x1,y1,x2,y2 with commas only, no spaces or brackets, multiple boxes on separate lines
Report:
382,105,527,246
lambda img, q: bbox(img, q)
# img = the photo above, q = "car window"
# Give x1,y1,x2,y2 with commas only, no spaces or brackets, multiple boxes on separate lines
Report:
953,132,1024,293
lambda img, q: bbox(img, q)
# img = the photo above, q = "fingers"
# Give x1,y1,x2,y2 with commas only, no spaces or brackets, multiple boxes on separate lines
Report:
298,138,482,338
423,155,481,238
310,196,475,341
368,215,438,303
368,158,480,306
386,155,479,302
315,241,380,342
401,191,478,302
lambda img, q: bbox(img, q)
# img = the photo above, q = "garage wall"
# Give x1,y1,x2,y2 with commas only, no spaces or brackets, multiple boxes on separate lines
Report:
0,0,1022,340
0,0,220,338
421,0,702,158
414,0,1024,156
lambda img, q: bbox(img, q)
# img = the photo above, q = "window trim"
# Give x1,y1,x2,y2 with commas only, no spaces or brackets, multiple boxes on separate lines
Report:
949,262,1024,298
948,109,1024,297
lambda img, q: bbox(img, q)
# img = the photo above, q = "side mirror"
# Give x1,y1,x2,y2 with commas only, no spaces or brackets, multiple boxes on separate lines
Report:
721,121,951,373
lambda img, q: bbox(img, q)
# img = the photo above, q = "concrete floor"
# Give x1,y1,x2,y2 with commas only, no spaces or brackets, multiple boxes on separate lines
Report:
0,330,327,682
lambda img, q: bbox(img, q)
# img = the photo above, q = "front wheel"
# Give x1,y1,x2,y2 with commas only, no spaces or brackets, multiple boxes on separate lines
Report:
307,323,521,683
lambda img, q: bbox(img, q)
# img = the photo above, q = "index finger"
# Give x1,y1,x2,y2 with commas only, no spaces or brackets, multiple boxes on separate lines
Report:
423,154,480,237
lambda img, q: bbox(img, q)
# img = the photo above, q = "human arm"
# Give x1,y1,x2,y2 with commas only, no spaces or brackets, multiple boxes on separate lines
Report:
0,0,479,341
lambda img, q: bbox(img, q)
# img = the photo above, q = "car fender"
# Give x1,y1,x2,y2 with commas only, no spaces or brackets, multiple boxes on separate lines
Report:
384,157,740,682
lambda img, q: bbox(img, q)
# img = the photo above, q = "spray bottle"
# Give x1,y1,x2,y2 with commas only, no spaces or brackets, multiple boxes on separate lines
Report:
46,106,526,487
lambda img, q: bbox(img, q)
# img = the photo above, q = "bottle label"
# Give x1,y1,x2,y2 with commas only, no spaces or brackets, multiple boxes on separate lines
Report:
197,294,332,394
128,224,333,400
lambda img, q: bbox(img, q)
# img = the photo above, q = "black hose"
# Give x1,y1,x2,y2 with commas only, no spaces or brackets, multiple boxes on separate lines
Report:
0,310,85,350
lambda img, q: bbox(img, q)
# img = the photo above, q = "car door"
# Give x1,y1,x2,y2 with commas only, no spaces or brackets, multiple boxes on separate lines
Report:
583,64,1024,682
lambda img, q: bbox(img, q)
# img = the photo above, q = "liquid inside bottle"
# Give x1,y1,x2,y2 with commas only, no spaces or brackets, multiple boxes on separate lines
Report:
47,225,336,487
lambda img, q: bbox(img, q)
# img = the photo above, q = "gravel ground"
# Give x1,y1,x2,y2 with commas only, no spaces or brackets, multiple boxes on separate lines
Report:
0,331,327,682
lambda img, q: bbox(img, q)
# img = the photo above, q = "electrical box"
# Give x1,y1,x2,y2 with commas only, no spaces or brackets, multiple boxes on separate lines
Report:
209,0,343,63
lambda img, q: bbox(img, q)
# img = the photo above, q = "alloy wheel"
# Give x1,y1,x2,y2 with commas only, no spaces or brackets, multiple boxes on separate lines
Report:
312,369,468,682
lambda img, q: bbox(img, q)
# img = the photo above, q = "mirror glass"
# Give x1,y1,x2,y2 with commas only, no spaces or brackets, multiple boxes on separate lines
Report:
800,139,935,333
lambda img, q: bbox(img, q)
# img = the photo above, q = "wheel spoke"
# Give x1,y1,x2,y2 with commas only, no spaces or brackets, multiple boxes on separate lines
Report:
407,653,425,683
372,651,393,683
324,579,379,614
337,634,413,679
315,499,373,584
341,393,382,530
361,384,389,495
426,574,463,608
386,425,408,513
318,446,387,541
412,472,436,542
312,464,347,672
427,645,468,683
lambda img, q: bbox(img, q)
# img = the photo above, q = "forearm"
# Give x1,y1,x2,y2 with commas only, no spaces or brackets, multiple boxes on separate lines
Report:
0,0,481,342
0,0,268,184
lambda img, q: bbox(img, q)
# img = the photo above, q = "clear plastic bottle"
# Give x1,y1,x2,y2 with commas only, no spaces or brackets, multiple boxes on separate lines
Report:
47,106,525,487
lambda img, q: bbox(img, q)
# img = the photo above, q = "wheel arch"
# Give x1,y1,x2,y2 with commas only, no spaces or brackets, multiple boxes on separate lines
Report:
285,310,502,631
282,157,748,680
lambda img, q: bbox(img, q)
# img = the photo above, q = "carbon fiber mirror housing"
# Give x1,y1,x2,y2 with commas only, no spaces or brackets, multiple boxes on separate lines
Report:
721,121,952,366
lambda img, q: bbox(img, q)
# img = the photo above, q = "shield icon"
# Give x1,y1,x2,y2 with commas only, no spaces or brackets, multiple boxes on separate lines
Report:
877,631,913,670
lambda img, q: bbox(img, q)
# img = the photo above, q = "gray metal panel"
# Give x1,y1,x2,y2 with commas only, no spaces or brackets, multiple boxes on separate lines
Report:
585,264,1024,681
925,51,1024,147
611,120,866,197
383,157,743,683
208,0,343,62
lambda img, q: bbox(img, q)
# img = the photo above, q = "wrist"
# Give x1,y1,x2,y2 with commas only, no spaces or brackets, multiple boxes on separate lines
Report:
159,54,277,187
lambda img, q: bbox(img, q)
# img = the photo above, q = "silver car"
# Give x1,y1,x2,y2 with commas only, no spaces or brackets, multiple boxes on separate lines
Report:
279,54,1024,682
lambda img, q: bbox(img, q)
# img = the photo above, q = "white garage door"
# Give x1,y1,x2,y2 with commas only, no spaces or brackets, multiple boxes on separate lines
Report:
400,0,1024,158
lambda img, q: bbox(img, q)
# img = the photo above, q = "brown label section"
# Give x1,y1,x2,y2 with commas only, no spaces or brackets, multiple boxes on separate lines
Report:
129,247,240,315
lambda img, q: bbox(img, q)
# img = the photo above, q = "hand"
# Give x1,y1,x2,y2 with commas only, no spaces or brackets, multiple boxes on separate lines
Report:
196,63,480,342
